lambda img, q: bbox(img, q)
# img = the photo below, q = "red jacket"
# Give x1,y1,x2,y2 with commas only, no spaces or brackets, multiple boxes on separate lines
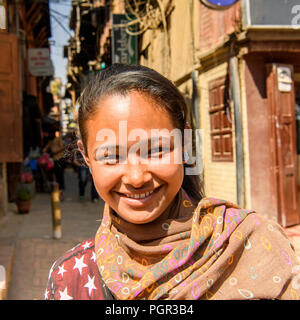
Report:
45,239,113,300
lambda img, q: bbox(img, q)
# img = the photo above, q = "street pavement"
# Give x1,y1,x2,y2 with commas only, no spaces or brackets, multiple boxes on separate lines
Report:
0,167,104,300
0,167,300,300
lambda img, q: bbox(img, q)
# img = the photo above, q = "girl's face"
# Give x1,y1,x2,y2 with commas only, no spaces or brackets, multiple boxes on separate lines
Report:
79,91,184,224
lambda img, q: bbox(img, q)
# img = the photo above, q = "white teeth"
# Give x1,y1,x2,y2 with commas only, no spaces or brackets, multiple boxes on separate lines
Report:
125,190,154,199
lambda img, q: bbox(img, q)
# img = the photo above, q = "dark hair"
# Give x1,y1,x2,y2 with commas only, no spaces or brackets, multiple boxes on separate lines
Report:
77,63,204,202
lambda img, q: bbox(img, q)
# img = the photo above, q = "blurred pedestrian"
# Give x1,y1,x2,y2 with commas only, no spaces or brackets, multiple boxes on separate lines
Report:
73,152,99,202
43,130,65,200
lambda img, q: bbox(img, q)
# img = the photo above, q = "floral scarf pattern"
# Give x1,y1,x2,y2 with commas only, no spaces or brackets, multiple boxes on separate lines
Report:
95,189,300,300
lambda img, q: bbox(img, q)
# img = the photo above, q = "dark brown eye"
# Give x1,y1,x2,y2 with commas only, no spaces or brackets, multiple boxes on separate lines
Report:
149,146,170,158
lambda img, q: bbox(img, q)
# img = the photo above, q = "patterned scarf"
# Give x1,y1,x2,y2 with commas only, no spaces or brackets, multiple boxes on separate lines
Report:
95,188,300,300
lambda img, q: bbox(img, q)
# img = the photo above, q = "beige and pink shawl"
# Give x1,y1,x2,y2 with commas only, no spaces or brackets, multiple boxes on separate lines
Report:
95,189,300,300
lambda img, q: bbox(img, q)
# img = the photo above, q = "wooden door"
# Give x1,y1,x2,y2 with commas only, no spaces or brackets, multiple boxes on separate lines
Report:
0,32,22,162
266,63,300,227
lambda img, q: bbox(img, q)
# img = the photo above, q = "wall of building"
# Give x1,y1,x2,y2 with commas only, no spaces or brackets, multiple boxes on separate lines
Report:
0,0,52,218
193,2,245,204
140,0,200,83
199,61,237,203
198,1,241,54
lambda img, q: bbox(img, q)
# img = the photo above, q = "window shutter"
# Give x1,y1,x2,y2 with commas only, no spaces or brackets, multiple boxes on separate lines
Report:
209,76,233,161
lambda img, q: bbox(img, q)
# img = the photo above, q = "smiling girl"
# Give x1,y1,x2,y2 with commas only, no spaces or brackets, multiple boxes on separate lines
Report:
45,64,300,300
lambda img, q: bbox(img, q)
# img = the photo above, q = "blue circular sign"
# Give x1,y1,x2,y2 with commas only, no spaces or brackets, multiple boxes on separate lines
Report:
201,0,238,9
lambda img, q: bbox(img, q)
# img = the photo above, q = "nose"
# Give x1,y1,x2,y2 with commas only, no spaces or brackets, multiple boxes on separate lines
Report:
121,163,152,188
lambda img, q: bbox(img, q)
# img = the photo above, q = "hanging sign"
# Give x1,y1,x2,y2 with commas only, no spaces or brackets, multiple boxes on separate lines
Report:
28,48,54,77
112,14,138,65
242,0,300,29
201,0,238,9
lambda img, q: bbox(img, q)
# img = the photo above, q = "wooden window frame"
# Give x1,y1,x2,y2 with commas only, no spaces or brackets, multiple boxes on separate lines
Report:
208,76,233,162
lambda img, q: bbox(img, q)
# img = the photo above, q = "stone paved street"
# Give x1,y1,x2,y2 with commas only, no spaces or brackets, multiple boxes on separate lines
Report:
0,167,104,300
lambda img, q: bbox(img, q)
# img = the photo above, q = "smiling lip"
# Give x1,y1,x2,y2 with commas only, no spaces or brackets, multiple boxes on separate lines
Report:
123,190,154,199
115,186,163,206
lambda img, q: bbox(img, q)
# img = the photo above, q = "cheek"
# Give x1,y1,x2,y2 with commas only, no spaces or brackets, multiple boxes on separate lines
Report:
90,165,121,198
91,162,184,202
151,163,184,188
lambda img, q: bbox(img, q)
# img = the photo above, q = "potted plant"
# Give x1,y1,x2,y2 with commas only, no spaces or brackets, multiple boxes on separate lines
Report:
21,170,35,197
15,185,32,214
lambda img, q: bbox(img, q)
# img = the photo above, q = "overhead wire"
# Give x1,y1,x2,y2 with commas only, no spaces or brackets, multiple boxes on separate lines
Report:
50,12,72,36
50,8,70,19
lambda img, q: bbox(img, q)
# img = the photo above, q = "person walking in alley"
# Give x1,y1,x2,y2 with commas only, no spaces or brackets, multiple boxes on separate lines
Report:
73,152,100,202
43,130,65,200
45,64,300,300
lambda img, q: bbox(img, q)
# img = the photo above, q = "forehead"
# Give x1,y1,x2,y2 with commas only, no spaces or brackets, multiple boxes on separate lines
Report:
86,91,175,134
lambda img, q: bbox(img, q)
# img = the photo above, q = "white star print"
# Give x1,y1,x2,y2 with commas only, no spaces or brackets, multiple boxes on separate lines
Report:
59,287,73,300
84,275,97,296
73,256,87,275
91,251,96,262
57,264,67,277
82,241,92,250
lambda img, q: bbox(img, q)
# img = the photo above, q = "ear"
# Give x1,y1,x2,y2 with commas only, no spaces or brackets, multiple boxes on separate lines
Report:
77,139,91,167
